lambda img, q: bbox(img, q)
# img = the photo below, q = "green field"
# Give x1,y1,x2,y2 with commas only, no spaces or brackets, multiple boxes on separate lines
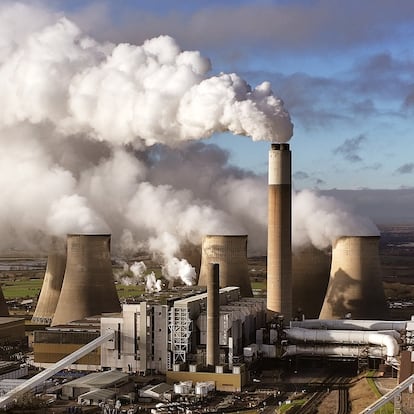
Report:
1,277,147,300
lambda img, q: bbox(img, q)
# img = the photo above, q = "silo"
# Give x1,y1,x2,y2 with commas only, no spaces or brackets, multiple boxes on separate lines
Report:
32,253,66,324
267,143,292,319
51,234,121,326
319,236,388,320
198,235,252,297
292,246,331,319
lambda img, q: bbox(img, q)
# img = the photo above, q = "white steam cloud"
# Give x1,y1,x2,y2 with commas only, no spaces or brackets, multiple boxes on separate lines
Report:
0,3,378,285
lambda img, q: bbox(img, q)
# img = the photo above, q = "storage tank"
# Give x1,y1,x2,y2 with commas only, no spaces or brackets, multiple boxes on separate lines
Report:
51,234,121,326
32,253,66,324
198,235,252,297
292,246,331,319
319,236,388,320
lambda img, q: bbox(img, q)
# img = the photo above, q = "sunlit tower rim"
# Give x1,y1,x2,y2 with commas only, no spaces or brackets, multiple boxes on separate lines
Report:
267,142,292,319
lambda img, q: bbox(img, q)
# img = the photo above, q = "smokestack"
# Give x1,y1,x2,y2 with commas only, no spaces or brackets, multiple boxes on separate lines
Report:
206,263,220,367
267,143,292,319
198,235,252,297
292,246,331,320
32,253,66,324
51,234,121,326
319,236,388,319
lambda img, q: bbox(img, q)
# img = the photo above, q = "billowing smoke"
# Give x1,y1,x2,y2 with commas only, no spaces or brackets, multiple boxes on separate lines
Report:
292,190,379,250
0,3,378,285
115,261,162,293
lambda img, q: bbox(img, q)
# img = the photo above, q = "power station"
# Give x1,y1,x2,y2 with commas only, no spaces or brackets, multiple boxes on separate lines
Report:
4,140,404,413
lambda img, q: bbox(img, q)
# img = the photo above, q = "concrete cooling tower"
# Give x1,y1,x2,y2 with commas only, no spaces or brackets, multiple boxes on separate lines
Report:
319,236,388,320
292,246,331,320
0,286,9,317
51,234,121,326
198,235,253,297
32,253,66,324
267,143,292,319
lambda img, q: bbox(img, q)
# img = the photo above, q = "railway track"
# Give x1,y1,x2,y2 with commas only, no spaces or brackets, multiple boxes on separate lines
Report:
289,376,349,414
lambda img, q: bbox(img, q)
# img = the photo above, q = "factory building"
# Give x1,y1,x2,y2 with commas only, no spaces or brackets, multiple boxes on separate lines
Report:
34,286,265,386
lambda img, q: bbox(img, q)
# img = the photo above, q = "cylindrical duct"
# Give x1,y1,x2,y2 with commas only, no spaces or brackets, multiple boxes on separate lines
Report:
32,253,66,324
51,234,121,326
198,235,252,297
319,236,388,320
267,143,292,318
207,263,220,367
292,246,331,319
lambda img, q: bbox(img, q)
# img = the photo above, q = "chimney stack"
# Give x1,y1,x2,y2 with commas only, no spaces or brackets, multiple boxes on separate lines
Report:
198,235,252,297
51,234,121,326
206,263,220,367
319,236,388,319
267,143,292,319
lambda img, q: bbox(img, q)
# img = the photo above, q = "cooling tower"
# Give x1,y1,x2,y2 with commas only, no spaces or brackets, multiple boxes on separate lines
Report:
267,143,292,319
198,235,252,297
0,286,9,317
32,253,66,324
292,246,331,319
51,234,121,326
319,236,388,320
207,263,220,367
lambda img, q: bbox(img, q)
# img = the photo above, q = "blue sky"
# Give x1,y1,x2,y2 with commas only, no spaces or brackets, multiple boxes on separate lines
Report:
54,0,414,191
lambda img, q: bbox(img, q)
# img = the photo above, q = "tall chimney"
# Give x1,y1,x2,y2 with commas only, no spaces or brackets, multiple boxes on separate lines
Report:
292,246,331,319
267,143,292,319
51,234,121,326
319,236,388,319
32,253,66,324
206,263,220,367
198,235,252,297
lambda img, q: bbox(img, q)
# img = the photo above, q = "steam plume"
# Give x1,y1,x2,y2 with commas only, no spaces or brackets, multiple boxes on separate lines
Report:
0,3,378,285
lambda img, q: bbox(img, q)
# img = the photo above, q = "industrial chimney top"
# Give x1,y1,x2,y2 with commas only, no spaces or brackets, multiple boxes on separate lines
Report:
271,143,290,150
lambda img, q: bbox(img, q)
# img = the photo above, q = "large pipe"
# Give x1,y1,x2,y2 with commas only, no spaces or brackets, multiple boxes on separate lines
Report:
319,236,388,320
32,253,66,324
283,344,387,358
267,143,292,318
285,327,399,358
291,319,408,332
206,263,220,367
51,234,121,326
198,235,252,297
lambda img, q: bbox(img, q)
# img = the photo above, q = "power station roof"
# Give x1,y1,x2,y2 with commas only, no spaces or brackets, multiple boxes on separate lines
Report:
63,370,129,388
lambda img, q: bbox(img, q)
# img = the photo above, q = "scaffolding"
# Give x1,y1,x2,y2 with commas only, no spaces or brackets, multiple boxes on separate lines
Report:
168,307,192,366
